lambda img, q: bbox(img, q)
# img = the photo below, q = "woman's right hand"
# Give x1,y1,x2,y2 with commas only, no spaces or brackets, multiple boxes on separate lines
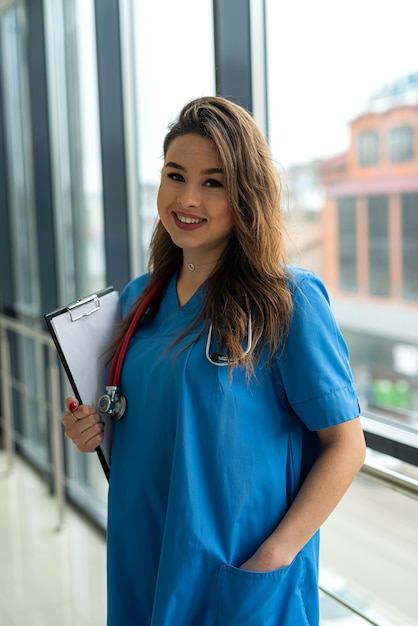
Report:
62,397,105,453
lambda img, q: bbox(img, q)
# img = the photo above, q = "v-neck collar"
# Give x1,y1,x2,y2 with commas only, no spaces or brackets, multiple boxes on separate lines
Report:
163,273,205,318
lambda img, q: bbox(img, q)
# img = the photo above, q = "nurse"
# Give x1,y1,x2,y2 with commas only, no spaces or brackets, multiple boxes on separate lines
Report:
62,96,366,626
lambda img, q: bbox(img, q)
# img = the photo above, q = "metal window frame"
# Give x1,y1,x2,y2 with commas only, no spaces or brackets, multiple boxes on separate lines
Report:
213,0,268,137
0,24,13,316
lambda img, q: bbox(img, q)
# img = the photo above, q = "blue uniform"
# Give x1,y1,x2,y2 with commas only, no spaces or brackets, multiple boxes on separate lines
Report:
107,267,360,625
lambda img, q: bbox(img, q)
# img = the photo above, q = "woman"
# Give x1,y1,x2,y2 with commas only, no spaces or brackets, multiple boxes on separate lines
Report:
62,96,366,626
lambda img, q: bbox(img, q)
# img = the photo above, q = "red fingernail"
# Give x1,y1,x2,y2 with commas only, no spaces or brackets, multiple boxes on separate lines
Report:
69,401,77,412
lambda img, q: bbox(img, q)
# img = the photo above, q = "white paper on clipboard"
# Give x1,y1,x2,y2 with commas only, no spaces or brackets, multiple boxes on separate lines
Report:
45,287,120,479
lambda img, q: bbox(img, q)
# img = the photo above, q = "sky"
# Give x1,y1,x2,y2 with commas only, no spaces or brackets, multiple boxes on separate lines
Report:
266,0,418,166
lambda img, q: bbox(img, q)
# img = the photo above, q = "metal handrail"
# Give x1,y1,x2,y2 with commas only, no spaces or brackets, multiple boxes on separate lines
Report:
361,458,418,500
318,586,381,626
0,313,66,530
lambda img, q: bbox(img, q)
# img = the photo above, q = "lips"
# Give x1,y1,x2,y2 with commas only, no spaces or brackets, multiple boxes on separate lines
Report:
173,211,206,230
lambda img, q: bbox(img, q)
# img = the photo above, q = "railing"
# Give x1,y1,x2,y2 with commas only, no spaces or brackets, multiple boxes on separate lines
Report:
1,312,417,623
0,313,66,530
362,454,418,500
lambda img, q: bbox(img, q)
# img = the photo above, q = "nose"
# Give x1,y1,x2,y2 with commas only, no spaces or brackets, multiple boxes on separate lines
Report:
177,184,201,208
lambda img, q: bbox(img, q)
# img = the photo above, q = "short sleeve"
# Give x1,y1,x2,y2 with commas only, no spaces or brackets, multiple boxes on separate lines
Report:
274,269,360,431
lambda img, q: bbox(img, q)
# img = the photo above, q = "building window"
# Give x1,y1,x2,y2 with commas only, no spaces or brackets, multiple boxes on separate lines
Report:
338,197,357,292
368,196,390,297
390,126,414,162
358,131,379,165
402,193,418,301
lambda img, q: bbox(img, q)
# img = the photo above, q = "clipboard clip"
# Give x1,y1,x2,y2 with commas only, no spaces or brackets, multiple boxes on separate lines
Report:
67,294,100,321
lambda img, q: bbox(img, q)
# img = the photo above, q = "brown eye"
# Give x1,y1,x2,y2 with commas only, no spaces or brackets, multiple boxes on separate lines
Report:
204,178,223,188
167,172,184,182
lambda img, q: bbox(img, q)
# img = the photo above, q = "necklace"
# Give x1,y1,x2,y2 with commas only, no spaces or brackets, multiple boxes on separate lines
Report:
186,260,219,271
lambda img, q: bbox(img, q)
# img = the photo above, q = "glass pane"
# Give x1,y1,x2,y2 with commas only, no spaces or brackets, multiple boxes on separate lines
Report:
266,0,418,428
368,195,389,297
338,198,357,292
358,131,379,165
402,193,418,301
266,0,418,619
43,0,107,510
121,0,216,275
344,329,417,414
390,126,414,162
1,2,40,317
44,0,105,304
1,1,47,464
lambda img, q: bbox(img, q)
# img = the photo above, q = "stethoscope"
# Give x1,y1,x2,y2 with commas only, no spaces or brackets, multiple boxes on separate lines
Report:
97,279,164,421
205,316,252,366
97,277,253,421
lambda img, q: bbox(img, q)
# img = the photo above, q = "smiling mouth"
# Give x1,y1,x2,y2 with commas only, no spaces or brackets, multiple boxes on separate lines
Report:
174,212,205,225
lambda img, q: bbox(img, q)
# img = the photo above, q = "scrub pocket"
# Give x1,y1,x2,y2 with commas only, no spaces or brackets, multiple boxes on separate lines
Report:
215,554,311,626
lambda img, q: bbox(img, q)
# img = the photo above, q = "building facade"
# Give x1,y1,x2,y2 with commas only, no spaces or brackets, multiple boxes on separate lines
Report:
321,74,418,414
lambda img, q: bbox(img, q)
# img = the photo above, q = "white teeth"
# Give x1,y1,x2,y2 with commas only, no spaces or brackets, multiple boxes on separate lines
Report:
176,213,203,224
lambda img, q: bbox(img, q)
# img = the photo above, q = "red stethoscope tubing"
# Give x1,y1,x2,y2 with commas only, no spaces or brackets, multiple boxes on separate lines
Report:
108,279,165,387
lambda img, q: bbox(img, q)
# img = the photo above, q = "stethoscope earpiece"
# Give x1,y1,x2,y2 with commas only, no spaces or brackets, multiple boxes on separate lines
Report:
206,319,252,366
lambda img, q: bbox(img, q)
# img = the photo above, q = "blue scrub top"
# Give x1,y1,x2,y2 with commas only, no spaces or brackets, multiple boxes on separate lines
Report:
106,267,360,626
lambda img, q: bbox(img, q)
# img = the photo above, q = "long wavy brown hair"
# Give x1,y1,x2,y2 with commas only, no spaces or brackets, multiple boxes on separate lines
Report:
109,96,293,378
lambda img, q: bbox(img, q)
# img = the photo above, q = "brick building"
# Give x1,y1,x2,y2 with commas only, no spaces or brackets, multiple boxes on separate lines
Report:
320,73,418,414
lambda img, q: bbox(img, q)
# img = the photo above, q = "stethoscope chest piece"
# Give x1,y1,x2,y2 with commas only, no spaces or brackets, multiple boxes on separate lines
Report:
98,279,166,422
98,385,126,421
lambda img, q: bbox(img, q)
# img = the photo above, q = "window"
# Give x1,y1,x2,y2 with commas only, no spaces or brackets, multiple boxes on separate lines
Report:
402,193,418,301
44,0,106,304
43,0,108,511
120,0,215,275
266,1,418,620
368,196,389,297
1,1,48,466
1,3,40,318
358,131,379,165
390,125,414,162
338,198,357,292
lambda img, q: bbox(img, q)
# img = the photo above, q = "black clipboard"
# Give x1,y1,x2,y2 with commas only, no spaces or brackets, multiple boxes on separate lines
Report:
44,286,120,480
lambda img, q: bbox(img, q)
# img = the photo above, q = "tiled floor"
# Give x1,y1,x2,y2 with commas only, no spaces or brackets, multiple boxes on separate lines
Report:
0,452,107,626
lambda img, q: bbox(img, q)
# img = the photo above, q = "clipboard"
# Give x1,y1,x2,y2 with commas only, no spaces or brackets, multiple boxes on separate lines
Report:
44,286,121,480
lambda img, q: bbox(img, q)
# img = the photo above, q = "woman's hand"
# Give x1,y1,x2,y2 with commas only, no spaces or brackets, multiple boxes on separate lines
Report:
62,397,105,452
239,543,294,572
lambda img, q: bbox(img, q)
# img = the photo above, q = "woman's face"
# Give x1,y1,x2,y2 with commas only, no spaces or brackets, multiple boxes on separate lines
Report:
157,133,233,262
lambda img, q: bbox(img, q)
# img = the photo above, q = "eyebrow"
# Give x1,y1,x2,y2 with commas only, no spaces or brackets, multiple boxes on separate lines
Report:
165,161,224,175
